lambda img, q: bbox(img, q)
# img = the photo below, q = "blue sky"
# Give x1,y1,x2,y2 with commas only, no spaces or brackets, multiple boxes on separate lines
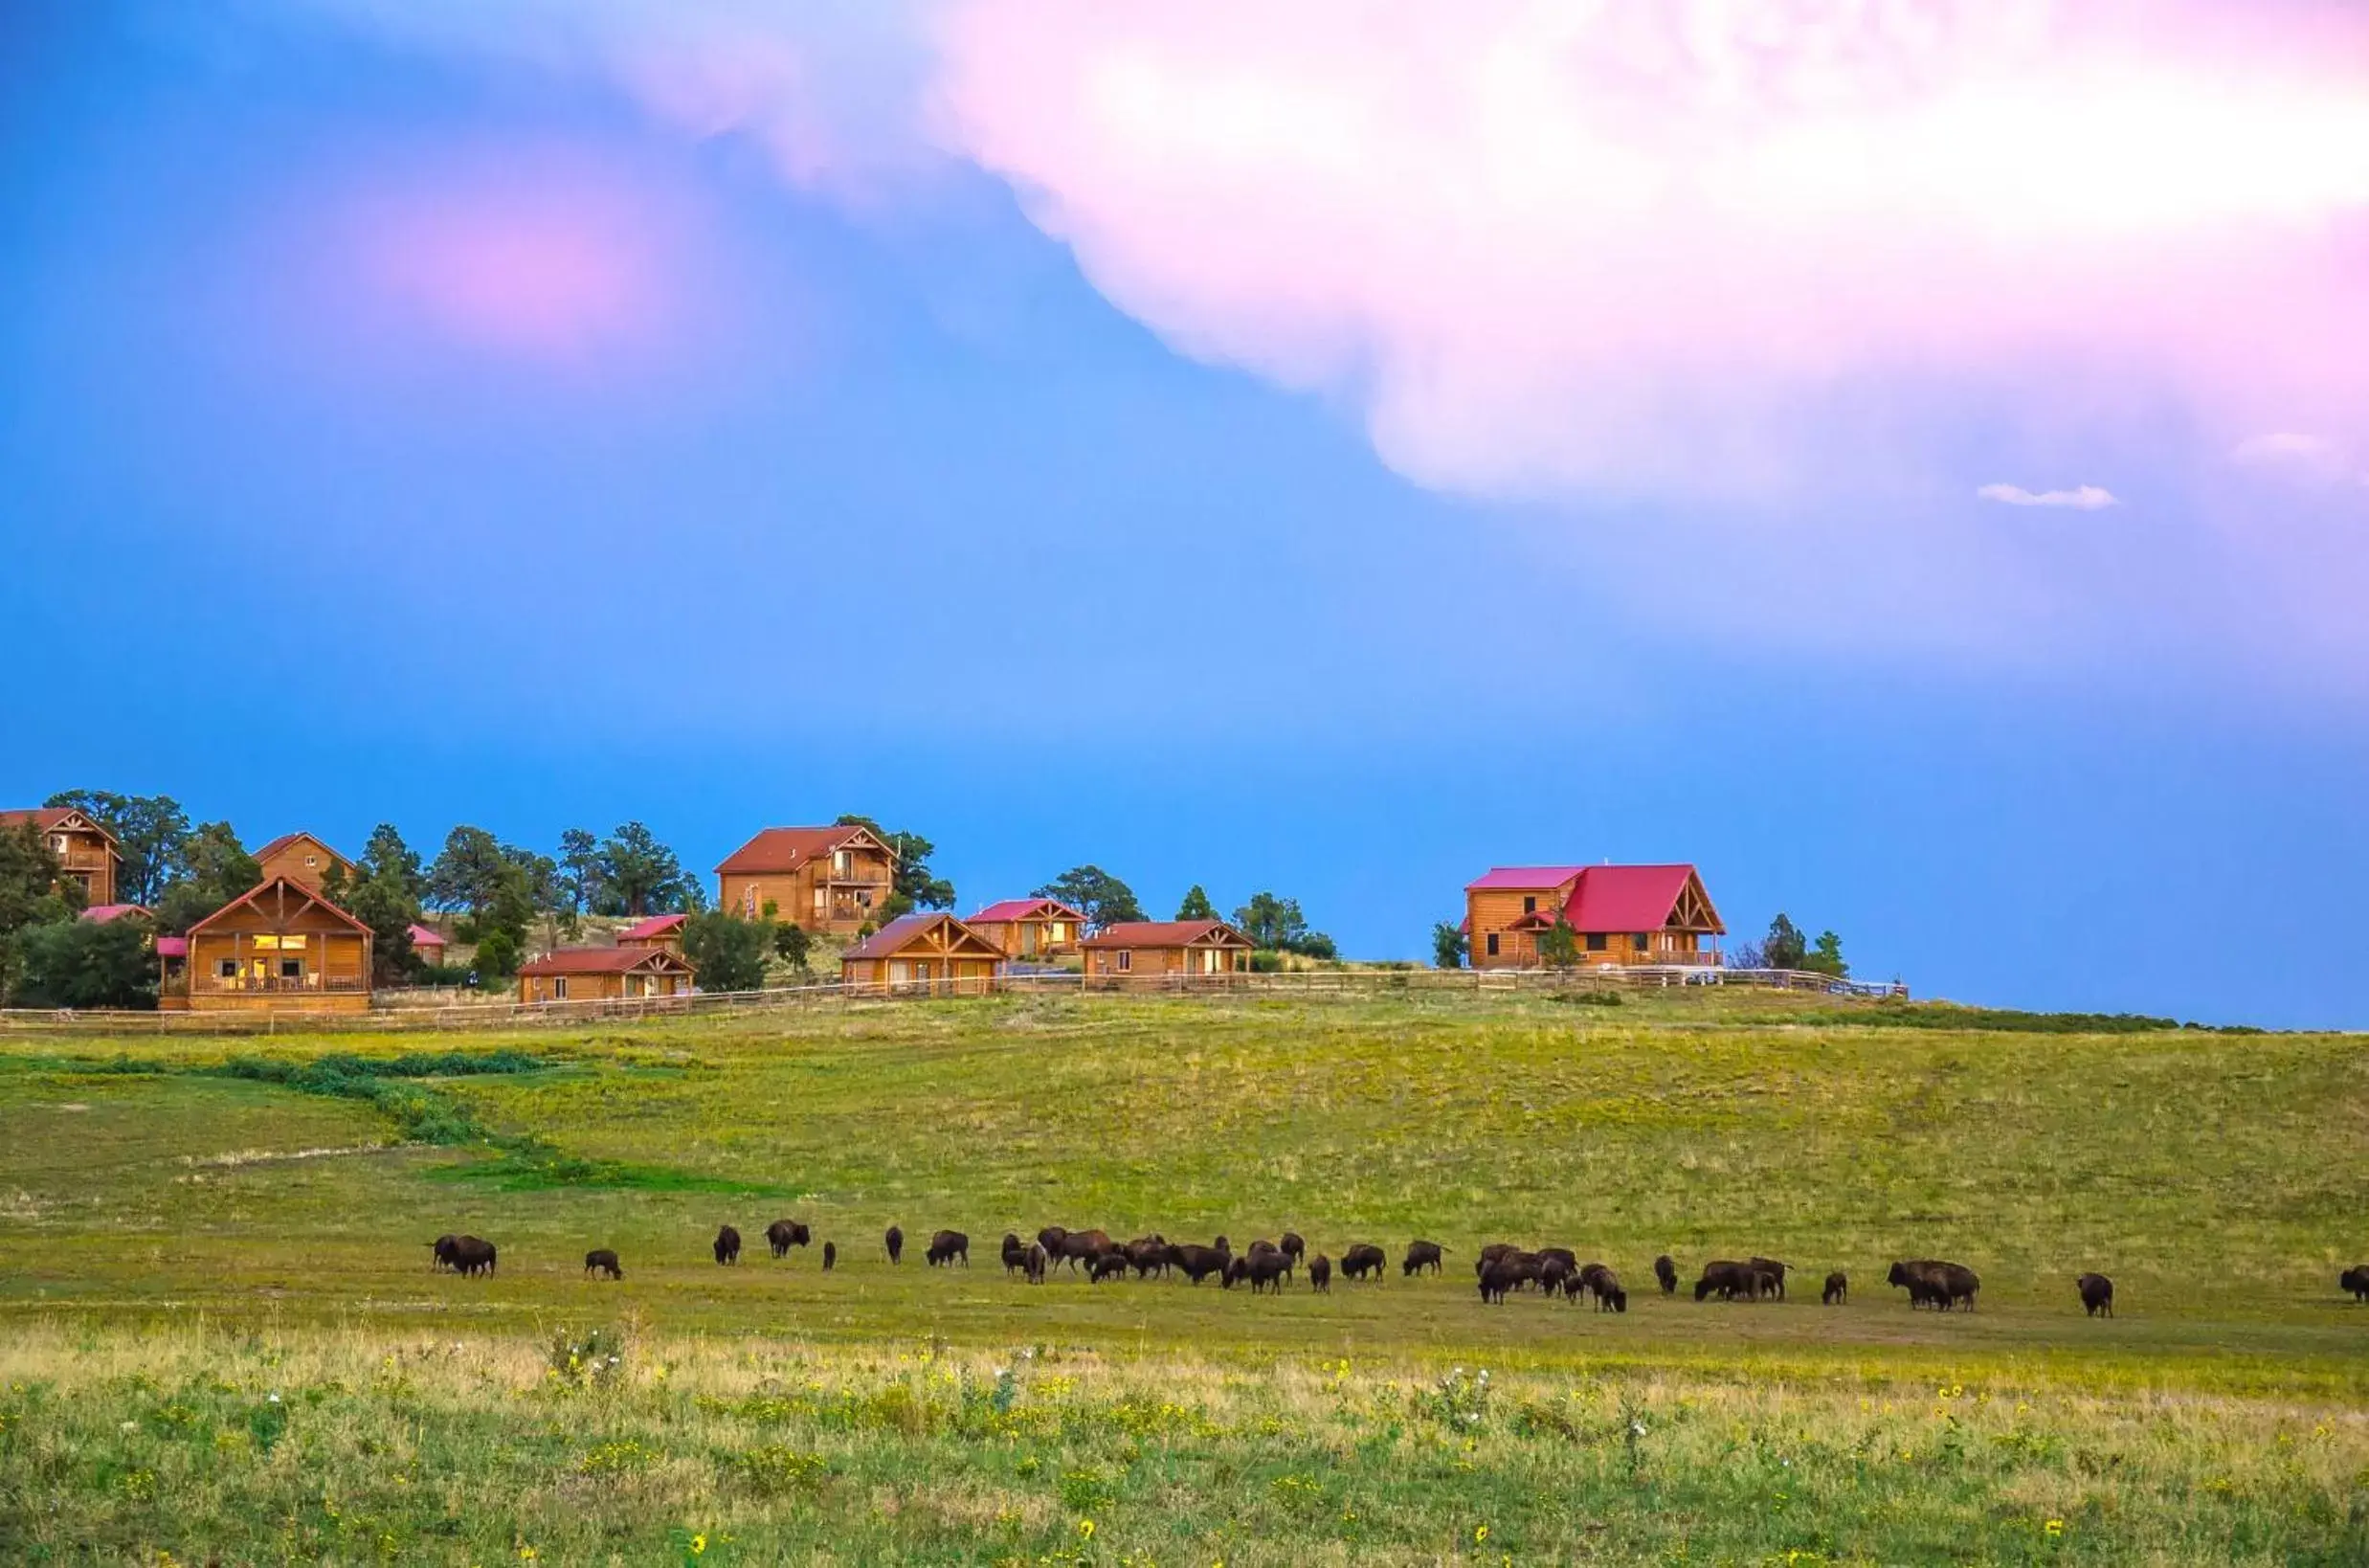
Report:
4,1,2365,1026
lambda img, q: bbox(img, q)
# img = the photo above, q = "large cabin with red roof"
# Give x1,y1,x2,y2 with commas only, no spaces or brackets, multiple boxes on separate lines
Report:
518,946,697,1005
716,824,897,935
840,912,1006,996
1464,863,1724,970
965,897,1085,962
1080,920,1254,987
162,877,374,1012
0,807,121,907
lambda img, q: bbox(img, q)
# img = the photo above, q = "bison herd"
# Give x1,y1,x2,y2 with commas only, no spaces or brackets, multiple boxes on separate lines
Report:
411,1223,2369,1319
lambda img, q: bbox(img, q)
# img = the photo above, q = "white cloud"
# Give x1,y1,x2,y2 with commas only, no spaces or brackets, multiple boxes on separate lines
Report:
1976,483,2120,510
2233,432,2339,464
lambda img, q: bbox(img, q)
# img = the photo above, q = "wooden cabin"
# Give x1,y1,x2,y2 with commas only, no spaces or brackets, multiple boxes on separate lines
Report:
1464,863,1724,971
0,807,121,907
406,923,448,968
517,947,697,1005
615,913,687,955
717,824,898,934
252,832,354,893
161,877,374,1013
1080,920,1253,987
840,912,1006,996
79,904,151,926
965,898,1086,962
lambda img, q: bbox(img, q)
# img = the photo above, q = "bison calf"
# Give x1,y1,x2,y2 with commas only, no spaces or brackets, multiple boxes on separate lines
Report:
1654,1254,1678,1295
1089,1251,1130,1284
1309,1253,1331,1293
2077,1272,2113,1317
1024,1242,1048,1284
584,1248,622,1280
822,1241,837,1272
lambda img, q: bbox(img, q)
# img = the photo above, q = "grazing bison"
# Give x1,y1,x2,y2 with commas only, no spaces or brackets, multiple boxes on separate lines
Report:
885,1224,904,1265
1537,1246,1578,1274
1478,1260,1535,1305
1578,1262,1621,1309
1888,1260,1980,1311
1125,1236,1171,1278
1654,1255,1678,1296
1055,1228,1112,1272
1403,1240,1445,1277
1001,1233,1029,1273
927,1229,969,1267
1340,1243,1387,1282
583,1248,622,1280
1309,1253,1331,1293
1475,1242,1520,1276
1089,1251,1130,1284
714,1225,742,1266
430,1234,458,1272
822,1242,837,1272
446,1235,497,1276
766,1220,812,1259
1538,1256,1574,1297
1037,1224,1069,1256
1239,1250,1292,1294
1748,1259,1791,1300
1168,1243,1231,1285
1693,1260,1764,1302
1024,1242,1048,1284
2341,1266,2369,1303
1279,1232,1306,1267
1821,1270,1848,1307
2077,1273,2113,1317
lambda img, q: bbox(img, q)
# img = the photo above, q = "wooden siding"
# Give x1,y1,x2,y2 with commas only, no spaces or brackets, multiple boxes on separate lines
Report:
42,824,119,907
255,836,350,892
1465,879,1580,970
517,969,692,1004
971,916,1082,960
721,841,897,935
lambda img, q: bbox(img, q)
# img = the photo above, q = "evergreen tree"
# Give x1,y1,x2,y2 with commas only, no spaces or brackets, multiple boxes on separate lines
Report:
1175,885,1218,921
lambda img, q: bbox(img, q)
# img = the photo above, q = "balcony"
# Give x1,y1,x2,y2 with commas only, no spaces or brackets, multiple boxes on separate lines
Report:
165,974,371,997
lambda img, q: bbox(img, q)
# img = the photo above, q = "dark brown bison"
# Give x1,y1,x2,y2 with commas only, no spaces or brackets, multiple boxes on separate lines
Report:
1888,1260,1979,1310
1478,1259,1536,1304
1403,1240,1445,1277
1693,1260,1764,1301
1578,1262,1624,1310
1340,1243,1387,1282
766,1220,812,1258
1537,1256,1574,1297
822,1242,837,1271
1821,1270,1847,1306
1168,1242,1231,1284
1055,1228,1112,1272
714,1225,742,1266
1475,1242,1520,1276
1024,1243,1048,1284
1654,1254,1678,1295
1240,1250,1291,1294
1089,1251,1130,1284
1125,1236,1171,1278
1001,1232,1028,1273
430,1234,459,1271
2077,1273,2113,1317
446,1235,496,1276
1537,1246,1577,1273
1309,1253,1331,1293
583,1248,622,1280
1279,1232,1306,1266
2341,1266,2369,1303
927,1229,969,1266
1748,1259,1791,1300
885,1224,904,1265
1037,1225,1069,1259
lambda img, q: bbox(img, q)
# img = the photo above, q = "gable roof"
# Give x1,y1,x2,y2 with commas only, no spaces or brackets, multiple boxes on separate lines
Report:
253,832,353,869
1561,864,1723,935
406,923,447,949
188,877,372,937
716,824,897,876
1465,865,1588,893
79,904,150,924
519,946,697,977
617,913,688,941
967,897,1086,926
1080,919,1252,950
0,807,119,845
842,911,1006,962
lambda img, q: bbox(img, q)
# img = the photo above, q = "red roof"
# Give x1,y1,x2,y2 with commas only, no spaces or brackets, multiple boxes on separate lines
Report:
519,947,695,977
1464,865,1587,892
1080,920,1251,950
715,825,891,876
967,898,1085,926
79,904,150,924
617,913,687,941
155,936,188,958
406,923,447,949
0,807,117,843
842,912,1003,962
1561,864,1719,934
188,878,372,937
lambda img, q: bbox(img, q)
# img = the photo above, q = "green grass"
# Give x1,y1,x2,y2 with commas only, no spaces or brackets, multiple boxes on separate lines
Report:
2,989,2365,1560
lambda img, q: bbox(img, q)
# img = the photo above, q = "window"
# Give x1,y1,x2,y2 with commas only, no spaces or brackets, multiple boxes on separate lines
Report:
303,854,318,868
1117,951,1131,972
1484,933,1500,957
1522,895,1536,914
1633,932,1651,951
553,977,569,1000
833,849,852,876
218,959,238,979
1585,932,1607,952
279,958,303,980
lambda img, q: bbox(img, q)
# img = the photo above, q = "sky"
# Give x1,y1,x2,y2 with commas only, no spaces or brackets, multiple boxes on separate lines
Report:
2,0,2365,1026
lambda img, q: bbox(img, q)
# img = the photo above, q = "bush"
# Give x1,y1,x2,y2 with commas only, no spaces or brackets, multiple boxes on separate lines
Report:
683,911,770,993
1248,950,1285,974
7,916,156,1008
473,927,519,977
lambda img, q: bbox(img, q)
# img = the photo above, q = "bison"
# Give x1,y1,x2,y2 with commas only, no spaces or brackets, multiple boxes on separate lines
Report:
1309,1253,1331,1293
1821,1270,1848,1306
2341,1266,2369,1303
446,1235,496,1276
714,1225,742,1266
2077,1272,2113,1317
927,1229,969,1266
1025,1242,1048,1284
1888,1260,1979,1311
1475,1242,1520,1276
1001,1232,1029,1273
1089,1251,1130,1284
1055,1228,1112,1272
1168,1242,1231,1285
766,1220,812,1259
1693,1260,1764,1302
1654,1254,1678,1296
430,1234,458,1272
1280,1232,1306,1267
1340,1243,1387,1282
885,1224,904,1265
583,1248,622,1280
1748,1259,1791,1300
1537,1246,1577,1273
1578,1262,1622,1310
1125,1236,1171,1278
822,1241,837,1272
1478,1260,1534,1305
1403,1240,1445,1277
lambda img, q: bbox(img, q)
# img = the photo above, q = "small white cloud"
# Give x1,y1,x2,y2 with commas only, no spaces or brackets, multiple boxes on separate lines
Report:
2232,432,2338,464
1977,483,2120,510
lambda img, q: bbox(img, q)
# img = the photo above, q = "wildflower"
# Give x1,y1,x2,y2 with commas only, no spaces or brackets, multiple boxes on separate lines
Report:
1475,1525,1490,1543
518,1550,538,1562
1078,1519,1096,1540
2045,1520,2065,1538
690,1534,707,1556
267,1393,281,1403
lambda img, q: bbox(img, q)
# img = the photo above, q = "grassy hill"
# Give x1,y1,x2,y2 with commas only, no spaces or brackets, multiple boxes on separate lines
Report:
3,989,2365,1562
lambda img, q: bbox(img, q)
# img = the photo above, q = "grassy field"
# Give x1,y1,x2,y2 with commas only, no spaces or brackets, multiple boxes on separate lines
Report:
3,988,2366,1561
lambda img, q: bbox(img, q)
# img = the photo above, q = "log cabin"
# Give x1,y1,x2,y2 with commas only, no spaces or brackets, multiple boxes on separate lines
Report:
0,807,121,907
716,824,897,935
965,898,1086,963
160,877,374,1012
839,912,1006,996
406,923,448,968
252,832,354,893
517,946,697,1004
1080,920,1254,987
615,913,687,955
78,904,151,925
1464,863,1724,971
